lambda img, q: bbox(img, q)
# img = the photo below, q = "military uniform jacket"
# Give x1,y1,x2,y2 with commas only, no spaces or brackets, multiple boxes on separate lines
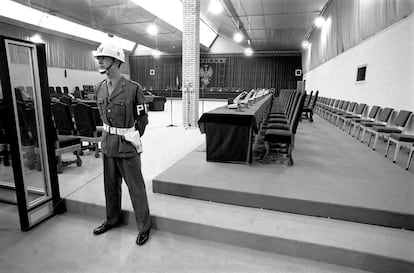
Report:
96,76,148,157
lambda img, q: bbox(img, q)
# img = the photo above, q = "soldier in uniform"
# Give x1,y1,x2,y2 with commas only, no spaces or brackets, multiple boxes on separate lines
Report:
92,42,151,246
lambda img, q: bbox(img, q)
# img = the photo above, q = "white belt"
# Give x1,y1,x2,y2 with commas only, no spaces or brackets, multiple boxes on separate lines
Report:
103,123,135,136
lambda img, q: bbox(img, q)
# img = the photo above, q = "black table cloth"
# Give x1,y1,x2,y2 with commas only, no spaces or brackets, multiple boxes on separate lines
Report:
198,95,272,163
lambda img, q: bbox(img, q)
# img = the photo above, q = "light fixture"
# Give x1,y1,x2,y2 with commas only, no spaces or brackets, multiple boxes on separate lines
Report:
152,50,161,58
301,40,310,49
30,34,43,43
209,0,223,15
244,48,253,57
131,0,217,48
314,16,325,28
147,24,158,35
0,0,136,51
233,33,243,43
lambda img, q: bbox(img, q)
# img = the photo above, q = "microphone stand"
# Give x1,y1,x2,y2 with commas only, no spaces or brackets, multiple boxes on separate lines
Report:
167,81,177,127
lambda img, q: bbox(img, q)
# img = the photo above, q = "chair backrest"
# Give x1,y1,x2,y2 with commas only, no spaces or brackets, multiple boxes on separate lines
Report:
63,86,69,94
355,103,367,115
25,86,34,98
368,105,381,119
341,101,349,111
287,91,301,121
394,110,412,127
72,103,97,137
291,92,307,134
309,90,319,108
55,86,63,94
51,101,76,135
378,107,394,122
347,102,357,113
48,86,56,96
305,90,313,106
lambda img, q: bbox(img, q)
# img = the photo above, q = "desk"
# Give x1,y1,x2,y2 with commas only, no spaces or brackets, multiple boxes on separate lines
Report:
198,95,272,163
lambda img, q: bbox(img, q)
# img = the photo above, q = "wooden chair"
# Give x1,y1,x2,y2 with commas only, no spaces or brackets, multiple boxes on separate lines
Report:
262,92,306,166
301,90,319,122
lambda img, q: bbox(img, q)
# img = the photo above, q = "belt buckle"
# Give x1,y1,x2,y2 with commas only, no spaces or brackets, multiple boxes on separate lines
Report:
110,127,116,134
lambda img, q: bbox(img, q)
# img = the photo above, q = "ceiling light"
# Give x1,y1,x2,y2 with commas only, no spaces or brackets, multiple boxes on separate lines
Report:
131,0,217,48
315,17,325,28
244,48,253,57
233,33,243,43
30,34,43,43
0,0,136,51
301,40,310,49
147,24,158,35
209,0,223,15
152,50,161,58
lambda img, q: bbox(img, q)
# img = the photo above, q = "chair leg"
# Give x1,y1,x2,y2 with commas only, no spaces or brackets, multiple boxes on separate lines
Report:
372,132,379,150
384,138,391,158
407,147,414,170
361,130,371,143
391,141,400,163
287,144,294,166
261,141,271,163
360,128,366,143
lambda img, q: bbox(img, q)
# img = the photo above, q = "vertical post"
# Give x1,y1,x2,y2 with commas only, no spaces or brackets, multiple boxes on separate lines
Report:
182,0,200,128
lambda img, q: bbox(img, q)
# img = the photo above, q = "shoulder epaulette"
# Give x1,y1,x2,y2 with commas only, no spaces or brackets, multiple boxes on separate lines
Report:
95,79,106,96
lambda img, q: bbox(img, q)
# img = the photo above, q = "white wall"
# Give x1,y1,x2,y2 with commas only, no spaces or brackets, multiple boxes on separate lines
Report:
47,67,130,92
304,14,414,132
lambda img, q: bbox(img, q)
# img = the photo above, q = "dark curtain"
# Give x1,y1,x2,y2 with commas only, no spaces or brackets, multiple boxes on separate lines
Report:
130,56,181,90
224,55,301,91
130,54,301,92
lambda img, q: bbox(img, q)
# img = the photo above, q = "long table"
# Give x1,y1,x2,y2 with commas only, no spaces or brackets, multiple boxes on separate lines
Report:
198,95,272,163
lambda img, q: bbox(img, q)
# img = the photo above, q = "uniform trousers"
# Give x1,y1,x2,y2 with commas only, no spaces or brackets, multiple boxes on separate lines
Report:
103,153,151,232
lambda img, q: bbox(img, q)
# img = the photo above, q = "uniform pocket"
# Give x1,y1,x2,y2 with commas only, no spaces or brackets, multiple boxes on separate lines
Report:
113,99,126,117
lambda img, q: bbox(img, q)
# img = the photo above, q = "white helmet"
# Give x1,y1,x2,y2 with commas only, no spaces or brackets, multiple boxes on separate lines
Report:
93,42,125,63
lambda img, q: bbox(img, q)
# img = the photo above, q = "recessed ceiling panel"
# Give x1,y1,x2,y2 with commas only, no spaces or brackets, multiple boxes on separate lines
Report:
240,15,266,30
281,13,318,28
264,14,283,28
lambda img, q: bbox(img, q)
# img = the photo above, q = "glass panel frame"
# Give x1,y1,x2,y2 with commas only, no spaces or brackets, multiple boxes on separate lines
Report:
4,39,52,209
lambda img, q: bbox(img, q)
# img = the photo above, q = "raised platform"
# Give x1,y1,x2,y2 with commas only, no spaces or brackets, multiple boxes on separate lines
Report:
60,109,413,273
153,118,414,231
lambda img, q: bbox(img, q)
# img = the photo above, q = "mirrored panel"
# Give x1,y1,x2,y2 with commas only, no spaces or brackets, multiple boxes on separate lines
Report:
4,41,51,208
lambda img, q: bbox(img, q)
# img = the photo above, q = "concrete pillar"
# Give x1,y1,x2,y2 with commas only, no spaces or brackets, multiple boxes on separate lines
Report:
182,0,200,128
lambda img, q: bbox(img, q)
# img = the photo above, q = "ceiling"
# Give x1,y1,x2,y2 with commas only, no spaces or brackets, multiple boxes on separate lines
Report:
5,0,329,53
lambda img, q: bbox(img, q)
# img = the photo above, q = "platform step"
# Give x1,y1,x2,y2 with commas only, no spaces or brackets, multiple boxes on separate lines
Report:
65,194,414,273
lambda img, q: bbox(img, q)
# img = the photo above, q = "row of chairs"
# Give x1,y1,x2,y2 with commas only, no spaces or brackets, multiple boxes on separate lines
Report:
315,97,414,170
49,85,95,99
50,101,103,160
301,90,319,122
259,89,307,166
